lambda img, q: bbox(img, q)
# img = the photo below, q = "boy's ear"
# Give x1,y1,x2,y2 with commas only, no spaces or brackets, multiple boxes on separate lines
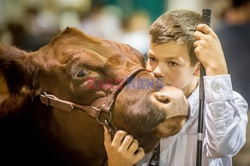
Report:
193,62,200,77
0,44,35,95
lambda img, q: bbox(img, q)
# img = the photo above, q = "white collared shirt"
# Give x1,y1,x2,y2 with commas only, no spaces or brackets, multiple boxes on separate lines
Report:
136,74,248,166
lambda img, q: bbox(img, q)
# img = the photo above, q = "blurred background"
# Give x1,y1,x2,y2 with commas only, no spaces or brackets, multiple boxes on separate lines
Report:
0,0,249,165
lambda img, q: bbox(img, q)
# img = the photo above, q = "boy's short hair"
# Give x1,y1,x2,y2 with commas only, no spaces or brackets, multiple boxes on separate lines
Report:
149,9,201,66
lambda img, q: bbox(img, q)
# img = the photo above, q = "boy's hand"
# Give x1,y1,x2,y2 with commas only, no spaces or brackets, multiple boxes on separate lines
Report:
103,127,145,166
194,24,228,76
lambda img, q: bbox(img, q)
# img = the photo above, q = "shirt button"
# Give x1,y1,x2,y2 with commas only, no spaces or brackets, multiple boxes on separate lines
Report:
162,150,168,158
211,79,220,91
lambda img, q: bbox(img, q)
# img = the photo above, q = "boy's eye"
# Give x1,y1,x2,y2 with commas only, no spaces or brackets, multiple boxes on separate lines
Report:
149,57,156,62
168,61,178,66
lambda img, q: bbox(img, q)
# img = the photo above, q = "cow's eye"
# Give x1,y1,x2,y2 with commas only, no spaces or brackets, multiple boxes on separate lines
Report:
75,69,88,77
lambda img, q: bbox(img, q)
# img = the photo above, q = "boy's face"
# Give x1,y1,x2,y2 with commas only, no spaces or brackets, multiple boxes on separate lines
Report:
147,42,199,92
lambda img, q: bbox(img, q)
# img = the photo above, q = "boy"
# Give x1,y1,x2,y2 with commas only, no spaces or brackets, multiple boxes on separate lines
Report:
104,9,248,166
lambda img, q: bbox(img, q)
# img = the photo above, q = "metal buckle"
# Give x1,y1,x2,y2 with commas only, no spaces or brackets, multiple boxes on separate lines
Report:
40,92,50,106
97,111,115,137
96,111,112,125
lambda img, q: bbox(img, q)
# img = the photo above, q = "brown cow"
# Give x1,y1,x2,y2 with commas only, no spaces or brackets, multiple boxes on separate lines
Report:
0,27,189,165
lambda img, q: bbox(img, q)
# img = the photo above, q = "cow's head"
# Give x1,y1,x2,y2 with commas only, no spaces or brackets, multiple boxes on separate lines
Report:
0,28,188,154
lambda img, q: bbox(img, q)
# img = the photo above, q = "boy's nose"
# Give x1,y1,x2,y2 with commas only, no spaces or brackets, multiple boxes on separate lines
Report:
153,66,164,78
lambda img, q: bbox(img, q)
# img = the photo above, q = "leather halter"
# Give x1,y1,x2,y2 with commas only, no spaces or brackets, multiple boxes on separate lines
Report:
40,68,146,136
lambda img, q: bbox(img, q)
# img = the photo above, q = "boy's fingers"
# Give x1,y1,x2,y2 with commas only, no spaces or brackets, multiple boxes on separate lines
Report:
194,41,204,48
194,31,203,40
193,41,198,47
128,139,139,154
120,135,134,151
112,130,127,147
104,126,112,147
196,24,212,35
133,147,145,162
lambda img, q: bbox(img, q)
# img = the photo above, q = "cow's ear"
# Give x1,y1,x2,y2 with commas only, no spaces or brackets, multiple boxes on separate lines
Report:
0,95,32,119
0,44,35,95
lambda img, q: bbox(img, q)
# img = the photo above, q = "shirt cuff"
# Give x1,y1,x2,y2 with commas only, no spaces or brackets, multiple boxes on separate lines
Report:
203,74,234,102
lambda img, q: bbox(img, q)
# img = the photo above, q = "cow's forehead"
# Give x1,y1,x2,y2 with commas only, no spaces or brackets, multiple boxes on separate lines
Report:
30,27,144,81
46,28,132,60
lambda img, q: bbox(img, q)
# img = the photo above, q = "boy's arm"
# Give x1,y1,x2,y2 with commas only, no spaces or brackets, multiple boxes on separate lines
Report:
103,127,145,166
203,75,248,157
194,24,248,157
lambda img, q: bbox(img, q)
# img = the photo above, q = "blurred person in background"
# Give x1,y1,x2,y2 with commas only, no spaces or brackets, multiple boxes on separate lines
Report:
20,6,59,51
215,0,250,166
0,22,24,47
216,0,250,104
120,10,150,58
79,4,123,41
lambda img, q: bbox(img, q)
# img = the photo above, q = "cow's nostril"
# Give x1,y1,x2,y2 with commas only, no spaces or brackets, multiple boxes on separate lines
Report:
155,93,171,103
